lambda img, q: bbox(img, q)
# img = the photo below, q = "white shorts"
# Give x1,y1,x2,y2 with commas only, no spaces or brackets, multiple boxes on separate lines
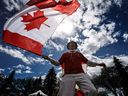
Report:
57,73,97,96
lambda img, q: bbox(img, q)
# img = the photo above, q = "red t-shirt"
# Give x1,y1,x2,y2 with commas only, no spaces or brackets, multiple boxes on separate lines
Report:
59,51,88,74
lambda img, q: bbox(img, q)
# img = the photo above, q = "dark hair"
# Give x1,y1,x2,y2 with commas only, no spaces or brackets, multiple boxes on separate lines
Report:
67,41,78,49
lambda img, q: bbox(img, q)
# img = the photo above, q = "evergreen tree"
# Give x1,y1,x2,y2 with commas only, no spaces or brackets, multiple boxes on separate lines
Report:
32,76,43,92
93,57,128,96
93,67,119,96
25,78,34,94
8,70,15,80
0,70,15,95
43,67,57,96
113,57,128,95
38,76,43,90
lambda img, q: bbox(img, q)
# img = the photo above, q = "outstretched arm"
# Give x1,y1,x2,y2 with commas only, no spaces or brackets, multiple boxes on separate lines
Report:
42,54,60,66
87,60,106,69
80,52,106,69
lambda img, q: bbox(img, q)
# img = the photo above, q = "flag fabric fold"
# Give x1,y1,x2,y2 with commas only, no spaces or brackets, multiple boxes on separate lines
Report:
3,0,80,55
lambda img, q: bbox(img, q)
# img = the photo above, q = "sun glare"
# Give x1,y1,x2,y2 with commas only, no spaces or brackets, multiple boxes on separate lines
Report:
61,19,74,35
53,18,75,38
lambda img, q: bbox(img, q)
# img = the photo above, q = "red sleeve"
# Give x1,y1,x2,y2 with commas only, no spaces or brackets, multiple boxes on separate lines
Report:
59,53,66,65
79,52,88,64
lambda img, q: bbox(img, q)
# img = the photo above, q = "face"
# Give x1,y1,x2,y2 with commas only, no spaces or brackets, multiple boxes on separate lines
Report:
68,42,77,50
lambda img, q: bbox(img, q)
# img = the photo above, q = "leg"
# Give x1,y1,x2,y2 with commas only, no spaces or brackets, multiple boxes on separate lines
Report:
76,73,97,96
57,74,76,96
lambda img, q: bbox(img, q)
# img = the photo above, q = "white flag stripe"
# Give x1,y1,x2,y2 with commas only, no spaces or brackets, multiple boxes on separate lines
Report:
4,5,38,30
3,0,80,55
6,8,67,45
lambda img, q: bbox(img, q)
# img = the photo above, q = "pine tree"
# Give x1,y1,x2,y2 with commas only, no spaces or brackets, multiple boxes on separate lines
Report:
0,70,16,95
93,57,128,96
38,76,43,90
43,67,57,96
6,70,15,83
93,67,119,96
113,57,128,95
25,78,34,94
32,76,43,92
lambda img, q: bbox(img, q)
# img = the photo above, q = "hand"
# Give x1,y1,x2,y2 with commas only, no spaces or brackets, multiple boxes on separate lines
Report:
42,55,49,60
98,63,107,69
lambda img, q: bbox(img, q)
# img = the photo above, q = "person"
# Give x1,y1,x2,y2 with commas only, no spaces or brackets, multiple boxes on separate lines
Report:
42,41,106,96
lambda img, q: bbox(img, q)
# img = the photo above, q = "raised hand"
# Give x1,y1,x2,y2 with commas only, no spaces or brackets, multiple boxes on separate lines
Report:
42,54,49,60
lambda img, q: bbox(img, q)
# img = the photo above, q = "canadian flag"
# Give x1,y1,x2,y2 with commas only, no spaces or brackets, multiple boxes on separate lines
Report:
76,90,84,96
3,0,80,55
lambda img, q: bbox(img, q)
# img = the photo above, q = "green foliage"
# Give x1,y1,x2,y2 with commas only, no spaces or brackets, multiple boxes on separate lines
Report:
43,67,58,96
0,71,44,95
0,70,16,95
113,57,128,95
1,57,127,96
32,76,43,92
93,57,128,96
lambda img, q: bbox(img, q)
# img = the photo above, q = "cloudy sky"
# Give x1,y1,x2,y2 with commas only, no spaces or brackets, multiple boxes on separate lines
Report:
0,0,128,78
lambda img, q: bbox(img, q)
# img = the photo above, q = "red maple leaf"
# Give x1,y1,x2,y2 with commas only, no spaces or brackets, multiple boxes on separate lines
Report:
21,10,48,31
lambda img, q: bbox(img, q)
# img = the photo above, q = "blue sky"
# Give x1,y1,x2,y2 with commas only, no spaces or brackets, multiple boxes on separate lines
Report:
0,0,128,79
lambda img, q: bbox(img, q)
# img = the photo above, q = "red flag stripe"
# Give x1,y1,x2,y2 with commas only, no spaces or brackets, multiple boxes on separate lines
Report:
53,0,80,15
27,0,57,9
26,0,44,6
59,0,72,4
27,0,80,15
3,30,43,55
36,0,57,9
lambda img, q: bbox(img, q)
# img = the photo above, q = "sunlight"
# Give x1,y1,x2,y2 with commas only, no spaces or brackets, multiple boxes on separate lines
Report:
62,18,74,35
53,18,75,38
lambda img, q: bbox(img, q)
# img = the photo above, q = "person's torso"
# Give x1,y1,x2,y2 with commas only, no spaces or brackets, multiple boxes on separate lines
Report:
62,51,84,74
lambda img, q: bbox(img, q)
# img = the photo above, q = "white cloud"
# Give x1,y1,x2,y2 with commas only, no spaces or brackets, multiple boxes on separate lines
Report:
23,70,32,73
0,68,5,73
85,54,128,68
26,66,31,70
33,75,46,80
0,45,46,64
16,69,22,74
81,55,128,77
52,17,75,39
27,57,45,64
117,55,128,66
123,33,128,42
49,0,118,55
113,31,121,37
14,64,32,74
0,45,31,64
3,0,23,11
19,0,29,5
15,64,25,69
14,64,31,69
79,23,117,54
113,0,122,7
81,0,122,9
47,40,65,51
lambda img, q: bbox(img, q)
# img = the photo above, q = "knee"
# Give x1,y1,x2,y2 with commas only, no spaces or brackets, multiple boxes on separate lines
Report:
91,87,97,93
82,88,97,96
89,88,98,96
